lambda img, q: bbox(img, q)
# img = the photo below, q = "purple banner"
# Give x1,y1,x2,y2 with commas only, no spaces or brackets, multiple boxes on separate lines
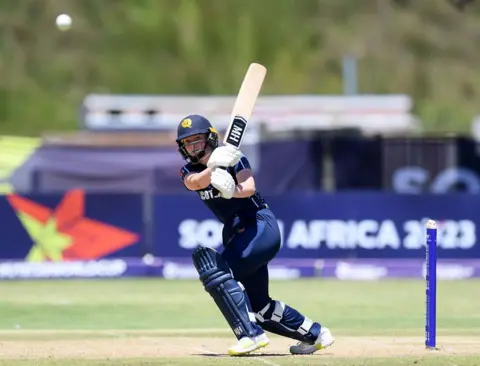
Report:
1,257,479,280
19,141,319,194
154,258,480,280
332,136,480,193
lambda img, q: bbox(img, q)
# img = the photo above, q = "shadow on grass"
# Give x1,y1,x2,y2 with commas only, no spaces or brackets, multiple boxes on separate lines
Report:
193,351,336,357
194,352,291,357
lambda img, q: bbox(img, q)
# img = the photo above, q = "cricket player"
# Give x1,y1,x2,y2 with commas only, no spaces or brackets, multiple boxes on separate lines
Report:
176,114,335,356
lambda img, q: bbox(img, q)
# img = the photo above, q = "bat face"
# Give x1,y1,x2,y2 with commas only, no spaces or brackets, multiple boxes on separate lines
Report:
223,63,267,148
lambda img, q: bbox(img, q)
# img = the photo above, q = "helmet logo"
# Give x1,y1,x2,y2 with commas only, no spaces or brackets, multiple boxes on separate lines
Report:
181,118,192,128
209,127,218,133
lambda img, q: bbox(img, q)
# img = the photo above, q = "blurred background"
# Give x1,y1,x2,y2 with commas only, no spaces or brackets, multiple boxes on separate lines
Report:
1,0,480,280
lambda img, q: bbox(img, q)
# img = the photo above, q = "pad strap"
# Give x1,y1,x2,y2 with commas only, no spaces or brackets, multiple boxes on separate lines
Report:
255,300,319,344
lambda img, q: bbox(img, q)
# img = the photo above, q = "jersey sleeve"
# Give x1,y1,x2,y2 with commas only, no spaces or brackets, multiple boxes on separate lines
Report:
180,163,199,184
180,165,191,182
180,163,202,191
233,155,252,175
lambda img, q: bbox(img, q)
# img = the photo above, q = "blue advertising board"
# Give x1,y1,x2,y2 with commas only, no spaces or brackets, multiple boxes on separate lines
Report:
1,191,478,262
0,190,145,261
1,191,479,280
154,193,479,259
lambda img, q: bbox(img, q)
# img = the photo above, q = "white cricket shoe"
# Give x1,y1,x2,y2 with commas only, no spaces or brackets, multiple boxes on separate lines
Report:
228,333,270,356
289,327,335,355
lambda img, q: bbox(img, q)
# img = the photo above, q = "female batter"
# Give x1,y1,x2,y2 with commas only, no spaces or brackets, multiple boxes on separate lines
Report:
177,114,335,356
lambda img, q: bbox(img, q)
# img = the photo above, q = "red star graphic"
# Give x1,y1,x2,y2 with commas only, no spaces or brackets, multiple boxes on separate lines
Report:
6,190,139,260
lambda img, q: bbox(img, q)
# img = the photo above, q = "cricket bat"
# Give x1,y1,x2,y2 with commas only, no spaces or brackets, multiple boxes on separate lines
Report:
223,63,267,148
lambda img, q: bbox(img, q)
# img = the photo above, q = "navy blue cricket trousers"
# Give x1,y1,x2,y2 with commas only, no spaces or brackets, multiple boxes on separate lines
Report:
220,208,281,312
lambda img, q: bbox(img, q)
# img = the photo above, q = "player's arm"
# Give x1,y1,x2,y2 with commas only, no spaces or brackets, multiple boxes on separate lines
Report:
183,169,213,191
234,168,256,198
232,156,256,198
181,165,212,191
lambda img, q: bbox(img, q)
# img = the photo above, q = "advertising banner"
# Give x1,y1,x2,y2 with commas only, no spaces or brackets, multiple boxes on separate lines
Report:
1,257,479,280
0,190,144,262
149,258,480,281
154,193,479,259
332,136,480,193
1,191,479,279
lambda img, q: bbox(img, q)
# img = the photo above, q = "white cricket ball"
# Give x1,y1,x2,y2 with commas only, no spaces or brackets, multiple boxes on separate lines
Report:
56,14,72,31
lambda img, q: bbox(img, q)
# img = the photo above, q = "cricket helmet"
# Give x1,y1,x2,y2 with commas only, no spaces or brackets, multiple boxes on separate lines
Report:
176,114,219,164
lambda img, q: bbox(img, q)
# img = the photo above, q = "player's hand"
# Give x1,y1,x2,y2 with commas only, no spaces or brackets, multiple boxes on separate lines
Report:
207,146,242,169
210,168,235,199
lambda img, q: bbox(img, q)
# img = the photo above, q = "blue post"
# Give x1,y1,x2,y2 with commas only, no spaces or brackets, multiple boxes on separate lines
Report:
425,219,437,349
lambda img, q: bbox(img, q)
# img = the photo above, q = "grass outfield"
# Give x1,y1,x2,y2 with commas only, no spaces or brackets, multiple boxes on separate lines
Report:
0,279,478,365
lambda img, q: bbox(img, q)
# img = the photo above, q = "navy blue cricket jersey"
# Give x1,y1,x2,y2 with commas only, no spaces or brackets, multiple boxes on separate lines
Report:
180,156,267,223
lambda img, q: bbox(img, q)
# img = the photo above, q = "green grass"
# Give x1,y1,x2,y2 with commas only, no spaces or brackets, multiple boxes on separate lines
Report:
0,279,478,365
0,279,478,330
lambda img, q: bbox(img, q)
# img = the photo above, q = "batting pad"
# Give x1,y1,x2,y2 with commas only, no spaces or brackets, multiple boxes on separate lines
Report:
192,246,260,339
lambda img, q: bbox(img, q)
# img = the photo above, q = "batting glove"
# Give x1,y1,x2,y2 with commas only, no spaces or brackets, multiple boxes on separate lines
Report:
210,168,235,199
207,146,243,169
